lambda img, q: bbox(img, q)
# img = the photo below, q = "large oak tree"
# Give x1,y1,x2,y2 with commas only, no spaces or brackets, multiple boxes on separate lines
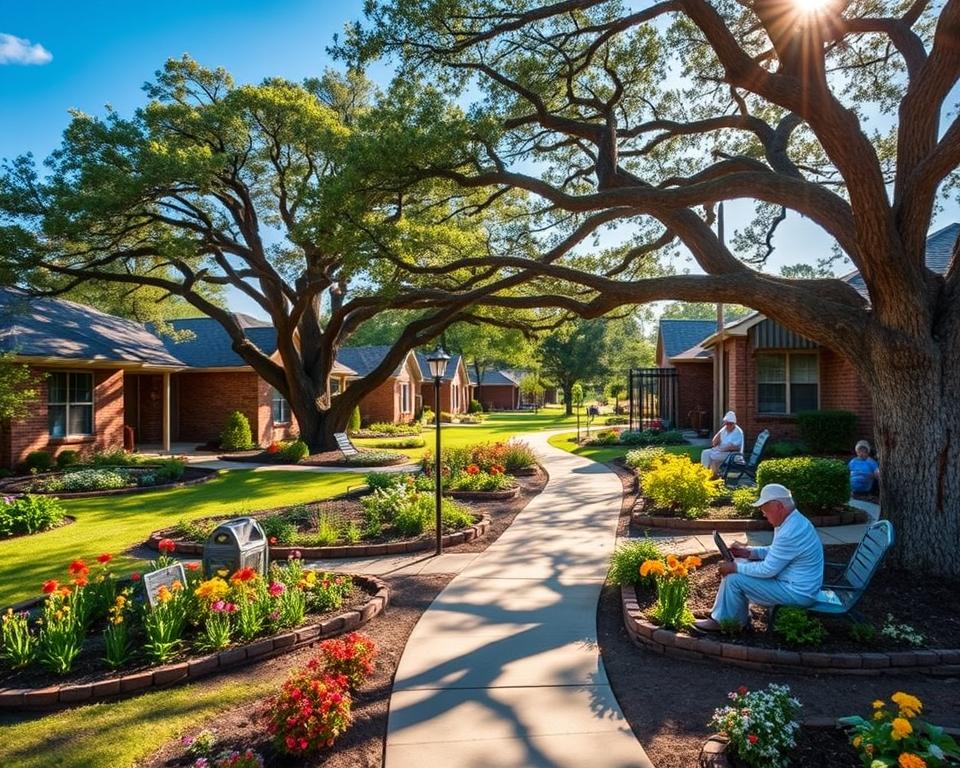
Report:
346,0,960,573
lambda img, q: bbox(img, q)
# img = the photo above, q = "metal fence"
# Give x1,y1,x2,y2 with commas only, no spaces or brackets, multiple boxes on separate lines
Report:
628,368,679,432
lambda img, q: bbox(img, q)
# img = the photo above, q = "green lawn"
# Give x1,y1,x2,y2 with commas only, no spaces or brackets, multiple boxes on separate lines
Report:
0,674,276,767
354,406,602,461
547,432,703,464
0,469,356,606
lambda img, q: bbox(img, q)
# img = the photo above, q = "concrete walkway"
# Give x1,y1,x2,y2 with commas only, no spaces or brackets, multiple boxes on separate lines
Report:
381,432,652,768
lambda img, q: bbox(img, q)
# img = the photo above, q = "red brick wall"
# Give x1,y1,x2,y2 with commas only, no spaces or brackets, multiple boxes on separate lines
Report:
257,376,299,445
472,384,518,411
7,367,124,468
360,356,420,426
674,361,713,430
175,371,261,446
723,336,875,446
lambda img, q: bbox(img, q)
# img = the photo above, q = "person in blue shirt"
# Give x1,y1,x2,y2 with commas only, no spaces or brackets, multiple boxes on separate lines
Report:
849,440,880,494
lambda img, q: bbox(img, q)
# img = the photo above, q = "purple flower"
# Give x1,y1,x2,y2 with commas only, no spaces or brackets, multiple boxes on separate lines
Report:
270,610,281,621
192,759,209,768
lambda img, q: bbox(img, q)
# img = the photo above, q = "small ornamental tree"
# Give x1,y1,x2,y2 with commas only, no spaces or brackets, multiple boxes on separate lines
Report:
220,411,254,452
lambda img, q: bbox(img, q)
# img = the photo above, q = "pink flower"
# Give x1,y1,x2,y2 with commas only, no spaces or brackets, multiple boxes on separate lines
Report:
288,550,302,560
211,600,226,613
268,582,285,597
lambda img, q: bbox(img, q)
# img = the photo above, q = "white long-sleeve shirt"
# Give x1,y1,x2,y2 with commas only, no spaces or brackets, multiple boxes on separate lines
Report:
714,425,744,453
737,510,824,598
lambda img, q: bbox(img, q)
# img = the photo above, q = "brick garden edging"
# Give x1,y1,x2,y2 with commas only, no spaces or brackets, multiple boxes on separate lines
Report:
0,575,389,710
621,585,960,675
631,508,868,532
147,513,490,559
446,486,519,501
0,467,220,499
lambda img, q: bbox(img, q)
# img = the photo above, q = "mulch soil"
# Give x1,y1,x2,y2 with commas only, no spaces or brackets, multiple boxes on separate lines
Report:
599,461,960,768
0,584,375,690
138,574,454,768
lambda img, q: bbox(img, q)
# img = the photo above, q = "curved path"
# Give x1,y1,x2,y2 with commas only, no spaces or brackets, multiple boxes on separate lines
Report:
382,432,653,768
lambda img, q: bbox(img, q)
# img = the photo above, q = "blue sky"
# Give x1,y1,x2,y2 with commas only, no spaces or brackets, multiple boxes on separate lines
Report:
1,2,956,318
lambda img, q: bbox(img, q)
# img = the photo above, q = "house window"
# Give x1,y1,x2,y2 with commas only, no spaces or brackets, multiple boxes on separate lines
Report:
757,352,819,414
400,383,410,414
453,385,459,411
272,388,291,423
48,372,94,437
329,378,341,396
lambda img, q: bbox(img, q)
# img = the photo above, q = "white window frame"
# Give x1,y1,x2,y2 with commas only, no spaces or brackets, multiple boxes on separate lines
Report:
756,351,820,415
271,388,291,424
48,371,94,437
400,382,410,414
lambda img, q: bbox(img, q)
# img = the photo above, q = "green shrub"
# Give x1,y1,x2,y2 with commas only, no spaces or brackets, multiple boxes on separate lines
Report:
152,458,186,484
220,411,254,451
0,494,67,537
343,450,406,466
447,470,514,492
731,487,761,518
365,471,401,492
365,422,422,436
624,447,666,472
607,539,664,586
641,455,722,518
457,413,485,424
755,457,850,515
591,428,622,445
55,450,80,469
43,468,130,492
619,429,686,446
261,514,298,545
87,448,137,467
796,410,857,454
847,621,878,645
719,619,745,636
773,606,827,647
174,517,214,542
769,440,805,458
370,437,425,449
501,440,537,472
392,493,472,536
23,451,52,473
280,439,310,463
348,406,361,433
468,399,483,414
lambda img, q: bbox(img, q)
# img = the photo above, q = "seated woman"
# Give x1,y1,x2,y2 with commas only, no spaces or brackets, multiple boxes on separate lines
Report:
849,440,880,494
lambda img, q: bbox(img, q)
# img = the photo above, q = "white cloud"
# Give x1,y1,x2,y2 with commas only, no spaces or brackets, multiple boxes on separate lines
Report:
0,33,53,65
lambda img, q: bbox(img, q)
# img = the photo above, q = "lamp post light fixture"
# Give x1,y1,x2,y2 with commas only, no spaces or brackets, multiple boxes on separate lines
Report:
426,346,450,556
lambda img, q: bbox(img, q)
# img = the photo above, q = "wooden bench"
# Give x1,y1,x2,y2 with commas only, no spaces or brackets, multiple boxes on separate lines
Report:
334,432,360,459
720,429,770,486
809,520,894,619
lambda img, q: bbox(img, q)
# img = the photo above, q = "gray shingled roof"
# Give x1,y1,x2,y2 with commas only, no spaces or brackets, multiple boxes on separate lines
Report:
845,223,958,298
414,351,463,381
467,369,520,386
337,345,409,378
659,319,718,359
0,287,184,367
159,317,278,368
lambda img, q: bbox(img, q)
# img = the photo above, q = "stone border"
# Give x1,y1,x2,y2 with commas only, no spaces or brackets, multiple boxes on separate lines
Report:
146,514,490,559
446,486,519,501
621,585,960,675
0,575,389,710
631,508,868,532
0,467,220,499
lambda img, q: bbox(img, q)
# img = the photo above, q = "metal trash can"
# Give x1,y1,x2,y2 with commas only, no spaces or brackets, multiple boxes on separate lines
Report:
202,517,268,578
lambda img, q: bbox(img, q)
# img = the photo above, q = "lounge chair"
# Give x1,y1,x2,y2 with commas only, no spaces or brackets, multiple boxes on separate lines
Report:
719,429,770,486
333,432,360,459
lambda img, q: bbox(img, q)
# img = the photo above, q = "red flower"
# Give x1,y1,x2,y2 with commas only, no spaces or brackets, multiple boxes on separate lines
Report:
185,562,200,571
68,559,89,577
737,686,749,696
42,579,59,594
465,464,480,475
158,538,176,554
96,553,112,564
269,536,278,545
747,734,758,745
130,572,142,582
231,566,257,583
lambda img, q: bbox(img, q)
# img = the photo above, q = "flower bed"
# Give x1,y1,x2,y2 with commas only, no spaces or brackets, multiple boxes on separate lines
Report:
0,465,219,498
0,554,389,709
220,448,409,468
631,501,869,531
0,494,71,539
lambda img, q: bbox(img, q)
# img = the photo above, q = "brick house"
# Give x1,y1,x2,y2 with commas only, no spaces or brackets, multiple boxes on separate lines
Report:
652,223,959,445
416,353,470,415
468,369,520,411
337,346,423,426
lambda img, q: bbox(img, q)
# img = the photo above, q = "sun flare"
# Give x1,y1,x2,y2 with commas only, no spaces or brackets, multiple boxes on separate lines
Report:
795,0,831,13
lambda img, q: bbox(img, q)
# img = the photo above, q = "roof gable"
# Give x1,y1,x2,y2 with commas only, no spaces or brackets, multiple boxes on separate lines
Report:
658,319,717,359
414,351,464,381
468,369,520,386
0,287,184,367
337,345,416,379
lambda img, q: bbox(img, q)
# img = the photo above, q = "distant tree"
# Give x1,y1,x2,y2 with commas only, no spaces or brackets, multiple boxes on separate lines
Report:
537,320,610,415
0,352,39,421
442,314,537,403
607,381,627,415
779,263,836,280
518,373,544,411
660,302,752,321
602,315,656,381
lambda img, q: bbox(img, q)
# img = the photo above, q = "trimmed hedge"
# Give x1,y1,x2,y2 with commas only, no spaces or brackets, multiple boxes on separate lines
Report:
755,457,850,515
796,410,858,454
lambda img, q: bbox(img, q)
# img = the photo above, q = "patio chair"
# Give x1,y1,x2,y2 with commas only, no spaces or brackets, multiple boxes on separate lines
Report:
808,520,895,620
719,429,770,486
333,432,360,459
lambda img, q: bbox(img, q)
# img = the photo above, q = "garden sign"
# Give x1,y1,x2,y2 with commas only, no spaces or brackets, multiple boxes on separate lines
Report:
143,562,187,608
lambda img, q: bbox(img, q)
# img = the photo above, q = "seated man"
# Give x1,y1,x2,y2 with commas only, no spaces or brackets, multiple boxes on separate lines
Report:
700,411,744,477
694,483,824,632
849,440,880,495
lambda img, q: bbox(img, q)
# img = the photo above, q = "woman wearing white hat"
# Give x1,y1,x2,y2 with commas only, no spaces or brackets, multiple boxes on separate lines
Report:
700,411,744,477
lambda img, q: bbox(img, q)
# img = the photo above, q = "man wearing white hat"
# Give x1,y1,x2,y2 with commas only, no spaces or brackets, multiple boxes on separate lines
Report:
700,411,745,477
694,483,824,632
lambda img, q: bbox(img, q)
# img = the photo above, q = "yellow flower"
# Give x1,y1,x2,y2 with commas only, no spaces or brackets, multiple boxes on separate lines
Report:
852,736,862,749
194,577,229,602
872,700,885,709
874,711,886,721
640,560,666,578
304,571,317,586
898,754,926,768
892,692,923,718
891,717,913,740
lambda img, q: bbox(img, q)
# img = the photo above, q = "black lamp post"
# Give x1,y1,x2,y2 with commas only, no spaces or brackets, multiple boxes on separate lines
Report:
426,346,450,556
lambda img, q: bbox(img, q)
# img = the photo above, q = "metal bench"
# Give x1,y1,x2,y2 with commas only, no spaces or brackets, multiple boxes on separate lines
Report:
334,432,360,459
720,429,770,486
809,520,894,619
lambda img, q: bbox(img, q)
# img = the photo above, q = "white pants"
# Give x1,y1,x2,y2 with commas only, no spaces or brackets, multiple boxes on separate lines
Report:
701,448,735,475
710,571,816,626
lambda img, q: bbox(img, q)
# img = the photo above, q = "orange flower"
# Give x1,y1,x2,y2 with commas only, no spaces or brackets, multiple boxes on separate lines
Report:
231,566,257,583
682,555,702,569
666,554,680,569
73,576,88,588
891,717,913,740
898,754,926,768
185,562,200,572
639,560,666,578
155,585,172,604
68,559,89,577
